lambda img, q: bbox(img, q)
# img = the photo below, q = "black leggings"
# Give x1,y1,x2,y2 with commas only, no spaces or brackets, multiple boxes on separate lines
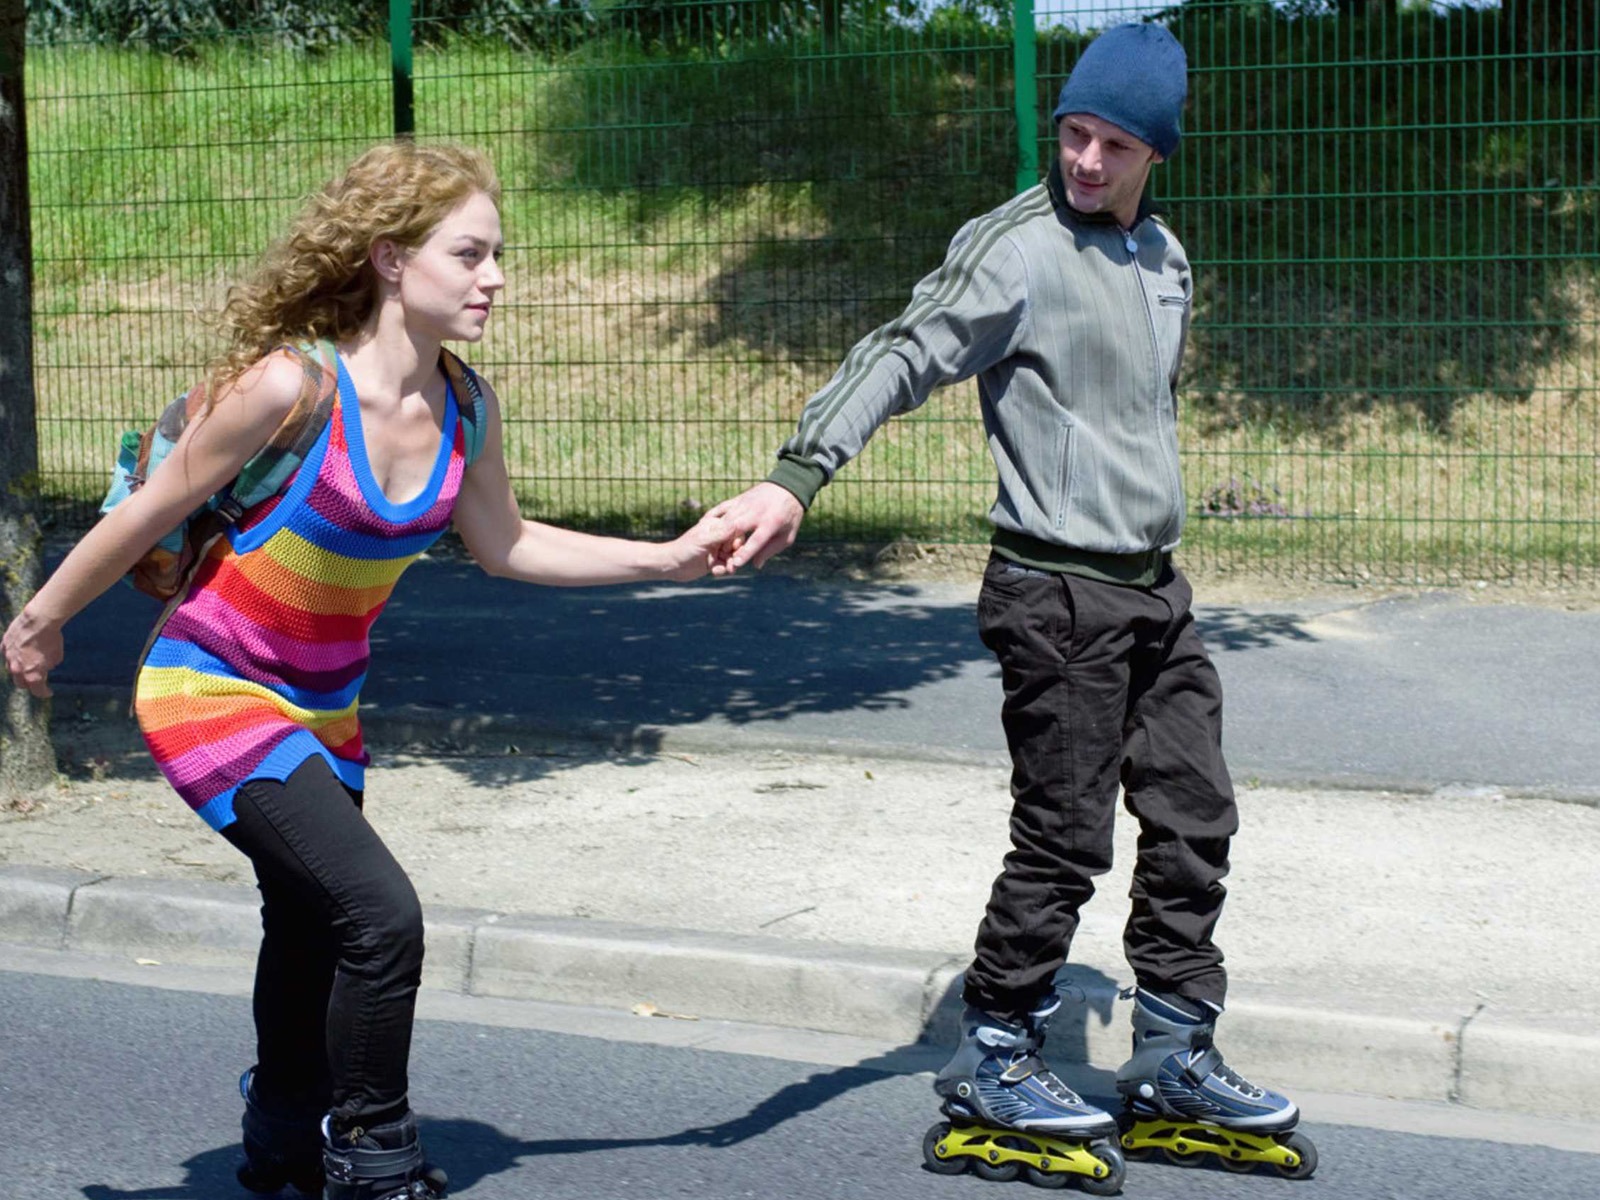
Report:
220,755,424,1128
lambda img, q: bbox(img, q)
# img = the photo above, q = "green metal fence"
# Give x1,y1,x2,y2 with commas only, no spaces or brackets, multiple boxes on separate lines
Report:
26,10,392,529
22,1,1599,585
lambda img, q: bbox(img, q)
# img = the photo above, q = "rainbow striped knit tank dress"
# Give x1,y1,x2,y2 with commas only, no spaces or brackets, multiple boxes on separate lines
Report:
135,353,468,831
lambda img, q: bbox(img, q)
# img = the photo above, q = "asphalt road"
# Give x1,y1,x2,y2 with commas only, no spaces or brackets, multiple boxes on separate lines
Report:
2,958,1594,1200
54,559,1600,798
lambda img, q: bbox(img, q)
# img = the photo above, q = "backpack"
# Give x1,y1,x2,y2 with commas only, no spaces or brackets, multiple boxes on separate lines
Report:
101,340,488,603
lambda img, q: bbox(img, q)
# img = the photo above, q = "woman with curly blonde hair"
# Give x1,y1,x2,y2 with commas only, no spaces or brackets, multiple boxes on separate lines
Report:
3,140,729,1200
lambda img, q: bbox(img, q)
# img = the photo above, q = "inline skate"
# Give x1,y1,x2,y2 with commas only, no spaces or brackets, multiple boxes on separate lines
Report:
1114,988,1316,1178
923,992,1126,1192
236,1067,326,1196
322,1110,448,1200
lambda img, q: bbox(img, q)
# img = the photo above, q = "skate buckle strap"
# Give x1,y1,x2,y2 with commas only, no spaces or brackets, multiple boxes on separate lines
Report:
999,1054,1042,1085
1182,1044,1225,1086
324,1141,425,1181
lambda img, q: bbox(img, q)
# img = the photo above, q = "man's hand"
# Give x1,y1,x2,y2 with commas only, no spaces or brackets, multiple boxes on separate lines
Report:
707,482,805,574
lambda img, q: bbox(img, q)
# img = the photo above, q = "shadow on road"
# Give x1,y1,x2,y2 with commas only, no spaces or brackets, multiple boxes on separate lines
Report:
425,967,1122,1193
51,558,1321,793
1195,607,1318,654
80,1148,238,1200
53,566,994,790
75,967,1126,1197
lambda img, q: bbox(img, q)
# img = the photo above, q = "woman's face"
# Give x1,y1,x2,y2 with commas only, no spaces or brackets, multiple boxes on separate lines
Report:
391,190,505,343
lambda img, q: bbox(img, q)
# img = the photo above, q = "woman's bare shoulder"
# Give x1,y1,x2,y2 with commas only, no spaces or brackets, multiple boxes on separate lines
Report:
217,349,315,426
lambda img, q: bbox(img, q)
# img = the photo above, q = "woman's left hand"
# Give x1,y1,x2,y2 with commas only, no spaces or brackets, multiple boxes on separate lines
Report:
2,609,64,699
663,512,741,582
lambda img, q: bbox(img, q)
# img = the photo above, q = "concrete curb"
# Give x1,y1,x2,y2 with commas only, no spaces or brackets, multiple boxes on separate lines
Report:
3,864,1596,1121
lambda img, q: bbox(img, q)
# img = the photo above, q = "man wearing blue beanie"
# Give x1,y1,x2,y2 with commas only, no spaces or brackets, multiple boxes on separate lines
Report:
709,23,1314,1186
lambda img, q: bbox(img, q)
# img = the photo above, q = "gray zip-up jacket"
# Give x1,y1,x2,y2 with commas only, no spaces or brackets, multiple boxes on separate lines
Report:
768,162,1192,566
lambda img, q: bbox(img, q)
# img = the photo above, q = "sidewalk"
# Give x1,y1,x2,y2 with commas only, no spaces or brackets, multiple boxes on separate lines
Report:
5,558,1600,1124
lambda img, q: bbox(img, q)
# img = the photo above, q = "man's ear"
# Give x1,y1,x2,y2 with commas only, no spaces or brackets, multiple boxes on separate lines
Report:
370,239,404,283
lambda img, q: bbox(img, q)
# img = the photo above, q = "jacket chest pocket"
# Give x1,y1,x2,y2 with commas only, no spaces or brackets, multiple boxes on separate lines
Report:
1151,289,1190,390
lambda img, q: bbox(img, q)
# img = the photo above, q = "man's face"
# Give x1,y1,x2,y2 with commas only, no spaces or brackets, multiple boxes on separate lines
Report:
1057,113,1163,227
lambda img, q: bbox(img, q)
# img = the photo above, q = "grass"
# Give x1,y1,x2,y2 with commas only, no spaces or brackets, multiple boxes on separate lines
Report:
21,11,1600,585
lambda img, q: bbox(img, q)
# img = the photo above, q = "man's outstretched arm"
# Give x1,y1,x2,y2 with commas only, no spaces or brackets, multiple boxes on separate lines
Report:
710,220,1028,575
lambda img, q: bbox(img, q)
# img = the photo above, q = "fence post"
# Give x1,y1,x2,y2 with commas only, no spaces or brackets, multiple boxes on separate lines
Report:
1012,0,1037,193
389,0,415,137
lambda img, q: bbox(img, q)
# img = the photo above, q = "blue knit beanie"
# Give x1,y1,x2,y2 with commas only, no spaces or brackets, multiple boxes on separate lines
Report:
1052,24,1188,158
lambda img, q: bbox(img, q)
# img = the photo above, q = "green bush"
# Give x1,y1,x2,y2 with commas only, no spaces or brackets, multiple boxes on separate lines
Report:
25,0,587,52
26,1,381,50
25,1,954,54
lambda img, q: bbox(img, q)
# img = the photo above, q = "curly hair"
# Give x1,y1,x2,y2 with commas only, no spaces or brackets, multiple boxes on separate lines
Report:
205,140,501,413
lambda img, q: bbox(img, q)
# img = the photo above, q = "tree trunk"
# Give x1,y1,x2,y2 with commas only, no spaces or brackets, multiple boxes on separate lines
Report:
0,0,55,804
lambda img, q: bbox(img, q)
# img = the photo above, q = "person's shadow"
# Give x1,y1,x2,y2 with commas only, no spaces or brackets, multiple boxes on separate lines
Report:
427,965,1123,1193
80,1148,240,1200
78,966,1123,1197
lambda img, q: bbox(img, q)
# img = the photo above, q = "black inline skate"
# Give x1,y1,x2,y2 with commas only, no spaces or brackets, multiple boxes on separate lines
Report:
236,1067,326,1196
1114,988,1316,1178
923,992,1126,1192
322,1110,448,1200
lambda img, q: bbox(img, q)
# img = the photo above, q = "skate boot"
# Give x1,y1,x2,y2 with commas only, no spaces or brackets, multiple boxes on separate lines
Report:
1114,988,1316,1178
321,1110,448,1200
923,992,1125,1192
236,1067,326,1196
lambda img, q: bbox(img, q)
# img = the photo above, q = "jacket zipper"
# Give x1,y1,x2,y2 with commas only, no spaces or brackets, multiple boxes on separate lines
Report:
1122,224,1185,539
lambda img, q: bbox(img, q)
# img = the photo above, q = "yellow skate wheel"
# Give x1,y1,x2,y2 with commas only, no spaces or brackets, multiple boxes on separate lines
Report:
1161,1142,1208,1168
1273,1131,1318,1180
1121,1114,1317,1179
921,1122,968,1176
1115,1113,1160,1161
971,1143,1022,1182
1020,1139,1126,1193
924,1122,1126,1191
1077,1144,1126,1196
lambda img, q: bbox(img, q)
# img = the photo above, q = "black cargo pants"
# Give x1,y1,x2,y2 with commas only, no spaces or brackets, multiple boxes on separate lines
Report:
964,553,1237,1018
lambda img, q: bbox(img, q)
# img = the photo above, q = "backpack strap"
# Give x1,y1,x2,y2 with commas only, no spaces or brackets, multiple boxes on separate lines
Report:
129,341,338,694
439,347,488,468
219,339,339,519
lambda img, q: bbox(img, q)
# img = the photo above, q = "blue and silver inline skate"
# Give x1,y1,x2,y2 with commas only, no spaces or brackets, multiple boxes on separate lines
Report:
1114,988,1316,1178
922,992,1126,1192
